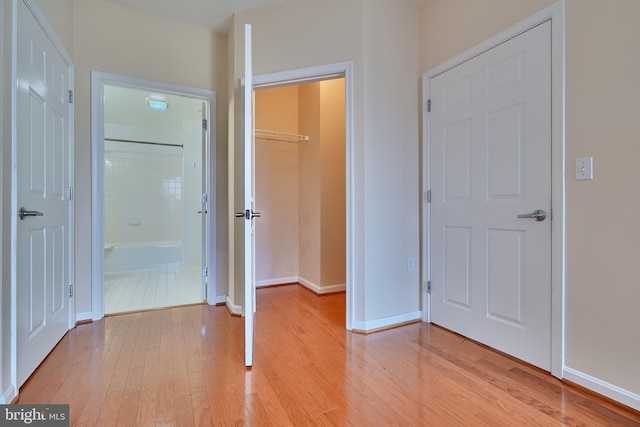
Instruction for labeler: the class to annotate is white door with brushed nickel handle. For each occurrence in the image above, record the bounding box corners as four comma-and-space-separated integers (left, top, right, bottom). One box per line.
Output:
16, 0, 74, 387
429, 21, 552, 370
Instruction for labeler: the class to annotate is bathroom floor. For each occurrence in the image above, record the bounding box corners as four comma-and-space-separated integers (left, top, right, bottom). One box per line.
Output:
104, 264, 203, 314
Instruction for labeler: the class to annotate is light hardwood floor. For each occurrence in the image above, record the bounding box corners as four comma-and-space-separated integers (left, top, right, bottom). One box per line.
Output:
18, 285, 640, 426
104, 265, 202, 314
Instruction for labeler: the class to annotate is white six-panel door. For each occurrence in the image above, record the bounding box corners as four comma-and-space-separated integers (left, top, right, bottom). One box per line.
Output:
429, 21, 552, 370
16, 0, 72, 386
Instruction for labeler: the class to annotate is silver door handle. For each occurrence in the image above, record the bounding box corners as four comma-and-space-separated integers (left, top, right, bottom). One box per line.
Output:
517, 209, 546, 222
18, 207, 44, 220
235, 209, 262, 220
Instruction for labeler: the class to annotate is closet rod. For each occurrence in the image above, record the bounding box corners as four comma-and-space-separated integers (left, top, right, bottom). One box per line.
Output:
105, 138, 183, 148
254, 129, 309, 143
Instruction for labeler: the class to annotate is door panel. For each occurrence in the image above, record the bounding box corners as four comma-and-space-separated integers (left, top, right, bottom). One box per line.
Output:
201, 101, 208, 301
241, 23, 255, 367
17, 0, 72, 386
430, 21, 551, 370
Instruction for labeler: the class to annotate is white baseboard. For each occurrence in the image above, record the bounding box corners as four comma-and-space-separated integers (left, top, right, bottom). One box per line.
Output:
76, 312, 93, 323
256, 277, 299, 288
298, 277, 345, 294
563, 366, 640, 411
1, 385, 17, 404
226, 296, 242, 316
352, 311, 422, 332
256, 276, 346, 295
214, 295, 226, 305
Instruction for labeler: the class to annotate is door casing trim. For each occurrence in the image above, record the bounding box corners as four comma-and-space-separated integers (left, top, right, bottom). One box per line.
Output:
90, 72, 216, 320
421, 1, 565, 378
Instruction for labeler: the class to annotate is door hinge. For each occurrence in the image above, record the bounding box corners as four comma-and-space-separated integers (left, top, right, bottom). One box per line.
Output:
427, 280, 431, 294
202, 119, 208, 131
202, 193, 208, 203
202, 267, 208, 278
427, 99, 431, 112
427, 190, 431, 203
68, 186, 73, 201
68, 90, 73, 104
69, 284, 73, 298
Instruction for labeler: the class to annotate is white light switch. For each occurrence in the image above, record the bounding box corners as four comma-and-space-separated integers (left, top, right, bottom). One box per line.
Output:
575, 157, 593, 180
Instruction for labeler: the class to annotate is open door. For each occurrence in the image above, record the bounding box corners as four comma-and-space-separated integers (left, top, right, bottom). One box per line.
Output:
236, 24, 259, 367
201, 101, 208, 301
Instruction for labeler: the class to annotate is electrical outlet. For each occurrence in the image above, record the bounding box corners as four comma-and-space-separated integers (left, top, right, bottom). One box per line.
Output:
575, 157, 593, 180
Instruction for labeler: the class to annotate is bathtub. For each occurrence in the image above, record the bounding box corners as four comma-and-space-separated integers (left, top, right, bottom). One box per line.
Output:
104, 242, 183, 272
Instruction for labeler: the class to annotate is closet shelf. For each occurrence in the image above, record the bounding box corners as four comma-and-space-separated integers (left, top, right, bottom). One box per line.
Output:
254, 129, 309, 143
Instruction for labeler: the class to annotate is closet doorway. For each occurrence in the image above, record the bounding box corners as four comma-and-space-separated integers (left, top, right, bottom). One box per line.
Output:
91, 72, 216, 318
254, 78, 346, 302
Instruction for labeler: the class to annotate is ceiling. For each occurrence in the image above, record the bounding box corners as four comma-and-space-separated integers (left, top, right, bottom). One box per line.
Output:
104, 84, 203, 134
103, 0, 287, 33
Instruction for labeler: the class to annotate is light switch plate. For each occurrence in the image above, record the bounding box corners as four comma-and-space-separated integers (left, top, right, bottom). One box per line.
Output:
575, 157, 593, 180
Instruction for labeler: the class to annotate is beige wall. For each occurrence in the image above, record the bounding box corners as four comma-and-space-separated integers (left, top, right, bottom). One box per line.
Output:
564, 0, 640, 395
298, 83, 322, 285
34, 0, 74, 56
319, 79, 346, 287
255, 85, 300, 283
362, 0, 420, 320
73, 0, 228, 315
420, 0, 640, 399
298, 80, 346, 289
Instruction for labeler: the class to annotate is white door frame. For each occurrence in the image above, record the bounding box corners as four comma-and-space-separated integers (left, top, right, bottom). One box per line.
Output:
90, 72, 216, 320
253, 62, 355, 330
6, 0, 75, 402
422, 1, 565, 378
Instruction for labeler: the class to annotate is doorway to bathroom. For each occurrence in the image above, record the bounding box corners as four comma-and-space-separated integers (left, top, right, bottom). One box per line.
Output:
91, 72, 216, 317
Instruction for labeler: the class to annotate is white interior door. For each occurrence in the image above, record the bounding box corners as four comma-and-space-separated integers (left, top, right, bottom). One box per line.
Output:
241, 24, 257, 367
16, 0, 72, 386
201, 101, 208, 301
429, 21, 552, 370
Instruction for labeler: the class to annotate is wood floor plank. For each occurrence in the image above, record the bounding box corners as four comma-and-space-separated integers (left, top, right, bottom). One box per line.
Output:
18, 285, 640, 426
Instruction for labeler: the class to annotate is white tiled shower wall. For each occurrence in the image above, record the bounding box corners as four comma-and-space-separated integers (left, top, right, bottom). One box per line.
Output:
104, 142, 184, 246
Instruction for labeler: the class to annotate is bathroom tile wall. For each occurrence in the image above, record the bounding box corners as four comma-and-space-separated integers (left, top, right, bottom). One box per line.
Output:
104, 142, 184, 245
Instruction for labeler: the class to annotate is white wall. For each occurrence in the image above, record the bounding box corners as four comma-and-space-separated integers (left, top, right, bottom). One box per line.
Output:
420, 0, 640, 407
231, 0, 421, 327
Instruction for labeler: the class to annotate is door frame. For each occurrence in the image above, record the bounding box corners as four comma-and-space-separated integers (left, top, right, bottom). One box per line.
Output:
90, 72, 216, 320
253, 62, 355, 330
421, 1, 565, 378
6, 0, 75, 402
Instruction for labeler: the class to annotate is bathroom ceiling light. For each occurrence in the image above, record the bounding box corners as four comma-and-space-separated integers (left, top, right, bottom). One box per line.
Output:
146, 97, 169, 110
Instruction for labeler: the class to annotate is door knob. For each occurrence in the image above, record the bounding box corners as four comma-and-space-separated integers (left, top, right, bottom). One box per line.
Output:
18, 207, 44, 220
235, 209, 262, 220
517, 209, 547, 222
